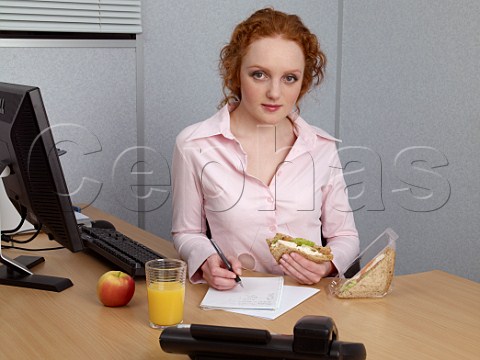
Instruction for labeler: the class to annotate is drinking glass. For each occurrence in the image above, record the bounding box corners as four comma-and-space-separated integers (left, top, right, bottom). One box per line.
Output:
145, 259, 187, 329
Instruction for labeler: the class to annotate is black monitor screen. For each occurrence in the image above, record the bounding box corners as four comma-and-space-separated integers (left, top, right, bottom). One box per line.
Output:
0, 82, 84, 291
0, 82, 84, 251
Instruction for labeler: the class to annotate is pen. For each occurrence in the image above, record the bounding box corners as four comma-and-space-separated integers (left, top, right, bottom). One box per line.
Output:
208, 238, 243, 287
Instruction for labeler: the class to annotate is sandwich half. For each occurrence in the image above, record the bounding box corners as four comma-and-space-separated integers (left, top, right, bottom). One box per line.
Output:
336, 247, 396, 298
267, 233, 333, 264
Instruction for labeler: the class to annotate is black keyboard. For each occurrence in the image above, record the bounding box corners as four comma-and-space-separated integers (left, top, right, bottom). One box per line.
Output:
80, 226, 165, 277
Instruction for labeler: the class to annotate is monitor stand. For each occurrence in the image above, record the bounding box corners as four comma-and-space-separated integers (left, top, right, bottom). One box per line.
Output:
0, 165, 73, 292
0, 254, 73, 291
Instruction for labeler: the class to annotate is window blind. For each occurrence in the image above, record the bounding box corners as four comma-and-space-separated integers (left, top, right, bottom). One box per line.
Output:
0, 0, 142, 34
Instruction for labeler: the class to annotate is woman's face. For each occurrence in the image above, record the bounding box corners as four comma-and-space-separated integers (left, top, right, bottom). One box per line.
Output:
236, 36, 305, 125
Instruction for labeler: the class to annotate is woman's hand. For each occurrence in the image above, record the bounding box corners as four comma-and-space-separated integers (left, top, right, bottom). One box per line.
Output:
200, 253, 243, 290
279, 252, 333, 285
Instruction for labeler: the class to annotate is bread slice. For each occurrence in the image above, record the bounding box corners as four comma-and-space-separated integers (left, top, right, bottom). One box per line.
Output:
267, 233, 333, 264
336, 247, 395, 298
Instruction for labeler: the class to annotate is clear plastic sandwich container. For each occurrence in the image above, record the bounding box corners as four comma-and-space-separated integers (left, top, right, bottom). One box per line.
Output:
329, 228, 398, 299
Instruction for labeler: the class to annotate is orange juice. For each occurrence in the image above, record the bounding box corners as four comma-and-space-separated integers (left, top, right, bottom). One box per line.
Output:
147, 281, 185, 327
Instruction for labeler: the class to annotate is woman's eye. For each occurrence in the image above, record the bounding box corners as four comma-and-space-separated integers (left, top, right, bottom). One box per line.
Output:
284, 75, 298, 83
251, 71, 266, 80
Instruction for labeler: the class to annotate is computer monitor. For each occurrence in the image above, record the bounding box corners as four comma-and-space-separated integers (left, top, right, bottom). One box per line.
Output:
0, 82, 84, 291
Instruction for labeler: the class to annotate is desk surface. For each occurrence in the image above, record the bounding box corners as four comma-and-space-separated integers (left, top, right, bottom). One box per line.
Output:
1, 207, 479, 359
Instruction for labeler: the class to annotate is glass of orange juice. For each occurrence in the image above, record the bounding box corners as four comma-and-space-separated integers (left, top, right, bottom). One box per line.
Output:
145, 259, 187, 329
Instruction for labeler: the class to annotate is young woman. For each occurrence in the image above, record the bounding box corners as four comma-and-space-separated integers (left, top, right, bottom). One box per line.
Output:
172, 8, 359, 290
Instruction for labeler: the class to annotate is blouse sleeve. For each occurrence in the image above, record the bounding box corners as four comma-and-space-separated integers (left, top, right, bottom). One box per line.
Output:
320, 147, 360, 275
171, 138, 216, 283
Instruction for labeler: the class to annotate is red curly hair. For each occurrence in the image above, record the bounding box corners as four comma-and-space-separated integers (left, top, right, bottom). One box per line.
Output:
219, 8, 327, 109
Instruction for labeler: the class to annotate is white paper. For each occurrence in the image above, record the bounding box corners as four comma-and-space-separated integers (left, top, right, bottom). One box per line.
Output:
218, 286, 319, 320
200, 277, 284, 310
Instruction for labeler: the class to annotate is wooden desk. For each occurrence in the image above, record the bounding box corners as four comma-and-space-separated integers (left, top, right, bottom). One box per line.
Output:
1, 207, 479, 359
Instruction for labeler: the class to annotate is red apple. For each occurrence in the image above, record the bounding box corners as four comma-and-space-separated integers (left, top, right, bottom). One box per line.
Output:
97, 271, 135, 307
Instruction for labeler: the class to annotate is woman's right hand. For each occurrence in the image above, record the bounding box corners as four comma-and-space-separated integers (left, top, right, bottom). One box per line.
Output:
200, 253, 242, 290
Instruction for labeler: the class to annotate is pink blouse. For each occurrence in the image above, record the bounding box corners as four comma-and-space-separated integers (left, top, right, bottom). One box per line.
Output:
172, 105, 359, 282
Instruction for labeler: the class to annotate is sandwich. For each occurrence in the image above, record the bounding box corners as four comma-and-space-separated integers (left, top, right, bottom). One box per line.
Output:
335, 247, 396, 298
267, 233, 333, 264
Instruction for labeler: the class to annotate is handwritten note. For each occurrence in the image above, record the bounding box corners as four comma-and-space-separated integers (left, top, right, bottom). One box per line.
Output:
200, 277, 284, 310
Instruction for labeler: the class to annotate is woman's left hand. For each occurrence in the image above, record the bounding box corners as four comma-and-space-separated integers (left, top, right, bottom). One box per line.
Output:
279, 252, 333, 285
